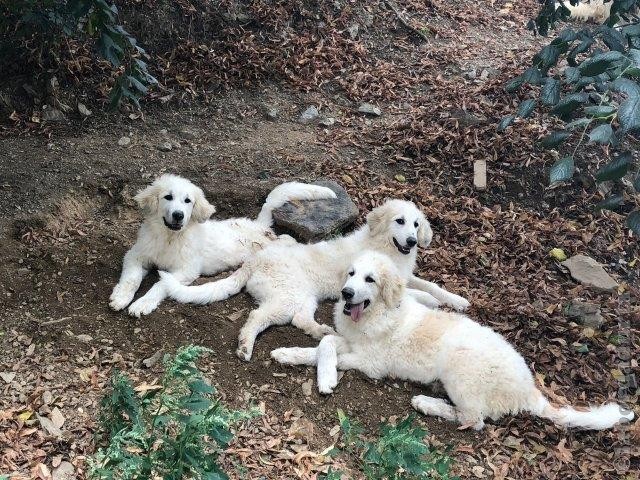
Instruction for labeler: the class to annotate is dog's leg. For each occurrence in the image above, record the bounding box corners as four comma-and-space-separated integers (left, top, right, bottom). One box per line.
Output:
237, 304, 291, 361
271, 347, 318, 366
411, 395, 485, 430
291, 300, 335, 339
110, 250, 148, 311
407, 288, 441, 309
128, 270, 196, 318
317, 335, 350, 394
408, 276, 470, 311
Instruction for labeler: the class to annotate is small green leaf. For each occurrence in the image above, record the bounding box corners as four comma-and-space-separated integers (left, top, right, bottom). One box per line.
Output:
517, 99, 537, 118
610, 77, 640, 97
633, 174, 640, 192
578, 51, 627, 76
595, 153, 632, 182
551, 93, 588, 119
618, 96, 640, 133
540, 131, 571, 148
505, 76, 524, 93
522, 67, 544, 85
595, 194, 624, 211
627, 210, 640, 235
588, 124, 613, 144
541, 78, 561, 105
566, 118, 592, 130
498, 114, 516, 131
584, 105, 617, 118
549, 157, 575, 184
564, 67, 581, 83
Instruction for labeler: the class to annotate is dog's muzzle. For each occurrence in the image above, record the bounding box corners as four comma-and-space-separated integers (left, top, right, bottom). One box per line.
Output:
393, 237, 413, 255
163, 217, 183, 231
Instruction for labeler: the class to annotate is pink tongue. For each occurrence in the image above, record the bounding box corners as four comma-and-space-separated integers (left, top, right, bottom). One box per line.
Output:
350, 302, 364, 322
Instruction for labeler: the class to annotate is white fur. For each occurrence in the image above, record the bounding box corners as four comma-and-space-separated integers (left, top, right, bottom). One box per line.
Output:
556, 0, 612, 23
273, 251, 634, 431
161, 199, 470, 360
109, 174, 336, 316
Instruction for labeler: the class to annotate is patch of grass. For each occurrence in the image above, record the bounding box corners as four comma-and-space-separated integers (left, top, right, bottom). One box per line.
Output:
321, 409, 458, 479
89, 345, 259, 480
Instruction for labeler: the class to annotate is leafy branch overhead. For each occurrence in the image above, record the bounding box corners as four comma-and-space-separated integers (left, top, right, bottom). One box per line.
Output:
3, 0, 157, 108
501, 0, 640, 235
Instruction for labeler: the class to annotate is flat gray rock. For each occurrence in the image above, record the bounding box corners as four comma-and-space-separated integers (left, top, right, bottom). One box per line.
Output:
561, 254, 619, 292
272, 180, 358, 241
565, 300, 604, 329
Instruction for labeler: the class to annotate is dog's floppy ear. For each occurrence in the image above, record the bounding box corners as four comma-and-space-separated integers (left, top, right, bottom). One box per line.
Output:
191, 187, 216, 223
366, 202, 390, 238
134, 183, 161, 215
380, 265, 405, 307
417, 214, 433, 248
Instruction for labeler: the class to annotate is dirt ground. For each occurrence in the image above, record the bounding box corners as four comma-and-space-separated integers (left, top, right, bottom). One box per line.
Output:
1, 0, 639, 479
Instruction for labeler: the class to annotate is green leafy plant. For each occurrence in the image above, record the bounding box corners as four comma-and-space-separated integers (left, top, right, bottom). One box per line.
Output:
501, 0, 640, 234
89, 345, 259, 480
321, 409, 457, 480
1, 0, 156, 108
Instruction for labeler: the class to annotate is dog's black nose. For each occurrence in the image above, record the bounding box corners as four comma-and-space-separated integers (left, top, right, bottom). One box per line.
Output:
406, 237, 417, 247
341, 287, 354, 301
172, 211, 184, 222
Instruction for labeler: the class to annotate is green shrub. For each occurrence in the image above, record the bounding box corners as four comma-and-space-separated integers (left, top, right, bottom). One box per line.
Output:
89, 345, 259, 480
322, 409, 457, 480
502, 0, 640, 234
0, 0, 156, 108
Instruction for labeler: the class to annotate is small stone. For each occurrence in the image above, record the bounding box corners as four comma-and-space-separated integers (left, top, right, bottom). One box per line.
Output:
179, 128, 198, 140
76, 334, 92, 343
52, 461, 74, 480
319, 117, 336, 127
358, 103, 382, 116
142, 349, 164, 368
299, 106, 320, 124
347, 24, 359, 39
566, 300, 605, 329
474, 160, 487, 190
42, 106, 66, 123
561, 255, 619, 292
50, 407, 65, 429
264, 107, 279, 120
77, 103, 92, 117
157, 141, 173, 152
301, 378, 313, 396
394, 174, 406, 183
38, 414, 62, 438
272, 180, 359, 242
0, 372, 15, 383
42, 390, 53, 405
118, 136, 131, 147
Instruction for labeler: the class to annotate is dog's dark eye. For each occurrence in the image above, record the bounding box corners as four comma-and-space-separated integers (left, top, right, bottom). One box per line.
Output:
414, 221, 419, 228
184, 198, 191, 203
396, 218, 405, 225
348, 270, 355, 276
365, 276, 375, 283
164, 194, 173, 201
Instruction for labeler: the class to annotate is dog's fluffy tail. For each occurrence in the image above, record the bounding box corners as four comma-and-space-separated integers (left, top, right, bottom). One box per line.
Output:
158, 267, 250, 305
531, 390, 634, 430
255, 182, 336, 228
556, 0, 611, 23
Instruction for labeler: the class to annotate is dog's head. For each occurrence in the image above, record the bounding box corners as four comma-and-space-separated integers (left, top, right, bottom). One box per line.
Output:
134, 174, 216, 231
340, 251, 405, 323
366, 199, 433, 255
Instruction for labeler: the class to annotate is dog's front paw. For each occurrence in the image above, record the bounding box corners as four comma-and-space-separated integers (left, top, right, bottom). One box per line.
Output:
318, 377, 337, 395
447, 294, 470, 312
311, 324, 336, 340
109, 287, 134, 311
236, 342, 253, 362
270, 347, 293, 364
128, 297, 158, 317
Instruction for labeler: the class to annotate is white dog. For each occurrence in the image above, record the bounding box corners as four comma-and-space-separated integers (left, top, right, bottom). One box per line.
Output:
556, 0, 613, 22
109, 174, 336, 317
272, 251, 634, 431
160, 199, 470, 360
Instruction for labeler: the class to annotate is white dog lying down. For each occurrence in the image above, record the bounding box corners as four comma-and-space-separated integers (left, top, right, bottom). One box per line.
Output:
556, 0, 613, 23
160, 199, 470, 361
109, 174, 336, 317
272, 251, 634, 431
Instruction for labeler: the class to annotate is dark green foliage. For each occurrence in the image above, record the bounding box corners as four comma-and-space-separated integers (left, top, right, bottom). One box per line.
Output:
1, 0, 156, 108
326, 409, 457, 480
89, 346, 258, 480
502, 0, 640, 233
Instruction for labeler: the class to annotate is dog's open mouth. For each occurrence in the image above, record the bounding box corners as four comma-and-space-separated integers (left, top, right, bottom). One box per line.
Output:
343, 300, 370, 322
163, 218, 183, 231
393, 237, 411, 255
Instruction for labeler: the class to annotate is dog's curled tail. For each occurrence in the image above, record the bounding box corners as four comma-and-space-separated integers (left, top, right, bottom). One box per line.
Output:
531, 390, 634, 430
158, 267, 250, 305
256, 182, 337, 227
